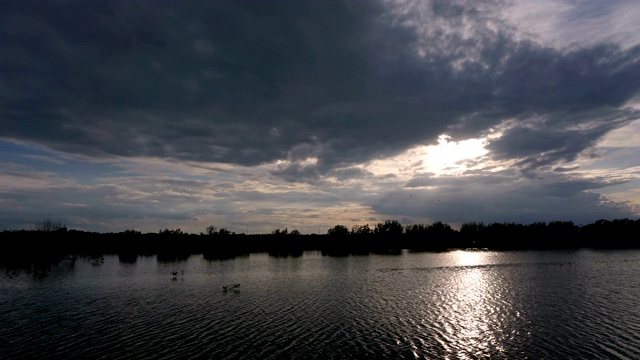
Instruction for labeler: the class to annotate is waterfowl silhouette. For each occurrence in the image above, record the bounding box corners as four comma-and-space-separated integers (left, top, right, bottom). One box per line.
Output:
223, 284, 241, 293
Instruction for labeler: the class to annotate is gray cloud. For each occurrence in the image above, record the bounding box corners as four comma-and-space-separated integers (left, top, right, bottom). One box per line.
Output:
0, 156, 374, 232
376, 171, 636, 225
485, 108, 640, 174
1, 0, 639, 185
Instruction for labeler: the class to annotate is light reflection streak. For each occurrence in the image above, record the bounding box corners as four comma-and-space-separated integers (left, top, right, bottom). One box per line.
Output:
442, 251, 510, 358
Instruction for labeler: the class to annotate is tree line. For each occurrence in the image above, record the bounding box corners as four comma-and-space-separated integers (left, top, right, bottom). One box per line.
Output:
1, 218, 639, 264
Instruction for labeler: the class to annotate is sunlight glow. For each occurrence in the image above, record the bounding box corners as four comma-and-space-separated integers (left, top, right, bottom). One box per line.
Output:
452, 250, 485, 267
423, 135, 488, 174
366, 134, 489, 178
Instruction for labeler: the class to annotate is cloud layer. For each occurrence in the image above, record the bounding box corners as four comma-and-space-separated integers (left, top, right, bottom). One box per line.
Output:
1, 0, 639, 232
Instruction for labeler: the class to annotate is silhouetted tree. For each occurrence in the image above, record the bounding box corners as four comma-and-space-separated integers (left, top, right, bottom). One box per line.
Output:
405, 224, 427, 237
545, 221, 579, 248
427, 221, 454, 236
351, 224, 372, 236
272, 228, 288, 236
327, 225, 349, 237
34, 218, 65, 232
205, 225, 217, 236
159, 228, 183, 235
459, 222, 485, 247
375, 220, 403, 237
218, 228, 233, 236
460, 222, 483, 236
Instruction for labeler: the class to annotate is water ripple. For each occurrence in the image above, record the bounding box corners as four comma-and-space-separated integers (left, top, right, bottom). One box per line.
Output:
2, 251, 640, 359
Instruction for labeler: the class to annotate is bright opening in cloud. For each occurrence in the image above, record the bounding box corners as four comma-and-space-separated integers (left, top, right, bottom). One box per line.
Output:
366, 134, 489, 181
423, 135, 489, 175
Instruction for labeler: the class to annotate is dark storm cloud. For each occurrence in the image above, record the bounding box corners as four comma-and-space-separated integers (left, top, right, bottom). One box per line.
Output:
485, 107, 640, 173
272, 160, 373, 183
2, 0, 640, 176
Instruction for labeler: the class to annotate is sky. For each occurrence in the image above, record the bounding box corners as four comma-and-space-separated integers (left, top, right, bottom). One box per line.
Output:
2, 0, 640, 234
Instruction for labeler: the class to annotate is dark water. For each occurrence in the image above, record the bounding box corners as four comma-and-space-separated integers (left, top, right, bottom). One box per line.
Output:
2, 250, 640, 359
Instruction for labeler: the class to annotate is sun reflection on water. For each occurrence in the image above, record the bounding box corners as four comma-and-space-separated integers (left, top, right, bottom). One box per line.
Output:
451, 250, 486, 267
438, 251, 512, 358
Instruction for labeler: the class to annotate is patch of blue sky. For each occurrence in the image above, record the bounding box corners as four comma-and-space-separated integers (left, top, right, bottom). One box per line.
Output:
0, 139, 120, 185
583, 147, 640, 170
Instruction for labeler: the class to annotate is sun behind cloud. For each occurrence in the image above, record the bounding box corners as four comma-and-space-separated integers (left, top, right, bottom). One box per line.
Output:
367, 134, 489, 179
423, 135, 489, 175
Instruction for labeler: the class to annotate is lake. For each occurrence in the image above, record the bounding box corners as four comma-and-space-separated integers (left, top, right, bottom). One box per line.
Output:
2, 249, 639, 359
